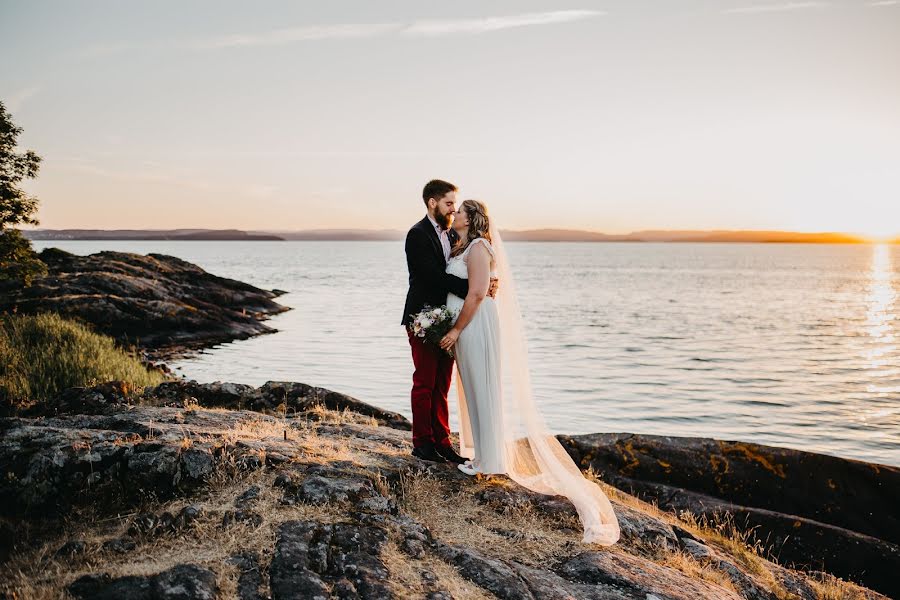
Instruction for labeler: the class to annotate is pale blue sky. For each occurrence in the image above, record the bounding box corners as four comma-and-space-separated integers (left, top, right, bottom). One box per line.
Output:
2, 1, 899, 235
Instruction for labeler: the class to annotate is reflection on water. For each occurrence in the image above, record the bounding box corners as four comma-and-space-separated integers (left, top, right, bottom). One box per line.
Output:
864, 245, 896, 369
859, 244, 899, 424
32, 240, 900, 466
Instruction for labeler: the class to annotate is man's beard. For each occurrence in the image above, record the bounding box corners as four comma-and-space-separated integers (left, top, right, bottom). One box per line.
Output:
434, 209, 453, 230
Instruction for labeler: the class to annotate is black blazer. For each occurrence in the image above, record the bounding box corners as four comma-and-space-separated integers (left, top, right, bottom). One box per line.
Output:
401, 216, 469, 327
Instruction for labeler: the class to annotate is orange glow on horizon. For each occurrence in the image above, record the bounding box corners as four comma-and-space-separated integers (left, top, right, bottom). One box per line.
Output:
857, 230, 900, 244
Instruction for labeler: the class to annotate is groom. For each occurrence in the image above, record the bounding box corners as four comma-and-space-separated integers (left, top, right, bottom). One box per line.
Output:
402, 179, 495, 464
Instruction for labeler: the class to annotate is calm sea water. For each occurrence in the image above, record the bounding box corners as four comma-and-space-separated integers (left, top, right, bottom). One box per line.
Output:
32, 240, 900, 467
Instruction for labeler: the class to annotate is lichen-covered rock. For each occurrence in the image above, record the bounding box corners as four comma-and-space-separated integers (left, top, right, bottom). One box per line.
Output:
145, 379, 412, 430
227, 552, 266, 600
615, 504, 680, 549
68, 564, 218, 600
234, 484, 261, 508
55, 540, 87, 557
435, 543, 638, 600
178, 447, 216, 484
269, 521, 329, 600
222, 508, 263, 528
270, 520, 393, 600
434, 543, 534, 599
0, 407, 269, 521
559, 433, 900, 544
101, 537, 137, 554
559, 432, 900, 596
558, 551, 741, 599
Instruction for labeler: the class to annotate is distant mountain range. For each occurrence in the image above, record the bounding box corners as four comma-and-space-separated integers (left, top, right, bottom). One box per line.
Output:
22, 228, 887, 243
21, 228, 284, 241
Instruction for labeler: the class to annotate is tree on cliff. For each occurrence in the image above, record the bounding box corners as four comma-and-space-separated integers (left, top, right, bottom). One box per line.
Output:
0, 100, 46, 286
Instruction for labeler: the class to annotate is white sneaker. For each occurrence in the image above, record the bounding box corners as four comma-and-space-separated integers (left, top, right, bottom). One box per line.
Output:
457, 460, 480, 476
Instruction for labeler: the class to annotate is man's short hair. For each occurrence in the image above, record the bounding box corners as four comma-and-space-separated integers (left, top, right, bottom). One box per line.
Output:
422, 179, 457, 205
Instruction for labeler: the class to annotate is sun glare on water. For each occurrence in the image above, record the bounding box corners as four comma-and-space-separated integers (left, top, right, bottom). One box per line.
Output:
862, 244, 898, 394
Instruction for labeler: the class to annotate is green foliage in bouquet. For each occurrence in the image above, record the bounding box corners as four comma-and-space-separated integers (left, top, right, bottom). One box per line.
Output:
408, 305, 457, 355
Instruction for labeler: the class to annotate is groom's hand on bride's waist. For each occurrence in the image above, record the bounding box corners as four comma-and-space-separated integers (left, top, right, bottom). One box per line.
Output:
488, 277, 499, 299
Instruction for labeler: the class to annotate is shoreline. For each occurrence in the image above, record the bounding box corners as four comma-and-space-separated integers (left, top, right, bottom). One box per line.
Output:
1, 378, 896, 598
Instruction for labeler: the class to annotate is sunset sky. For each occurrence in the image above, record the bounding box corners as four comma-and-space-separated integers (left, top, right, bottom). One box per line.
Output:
2, 1, 899, 237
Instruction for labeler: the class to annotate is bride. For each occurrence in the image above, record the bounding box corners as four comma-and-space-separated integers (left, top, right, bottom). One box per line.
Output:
438, 199, 620, 546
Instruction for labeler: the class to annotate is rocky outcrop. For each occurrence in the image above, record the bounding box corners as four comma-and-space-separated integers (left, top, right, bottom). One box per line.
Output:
0, 248, 290, 360
559, 432, 900, 597
68, 563, 219, 599
0, 380, 886, 600
1, 380, 410, 523
148, 379, 412, 430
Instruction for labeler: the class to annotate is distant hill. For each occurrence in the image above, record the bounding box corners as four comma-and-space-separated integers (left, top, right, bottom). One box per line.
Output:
23, 229, 284, 241
22, 228, 878, 243
630, 230, 868, 244
496, 229, 634, 242
260, 229, 404, 241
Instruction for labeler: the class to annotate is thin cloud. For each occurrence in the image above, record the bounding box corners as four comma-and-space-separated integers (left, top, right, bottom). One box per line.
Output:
74, 10, 604, 57
194, 23, 401, 49
723, 2, 827, 14
868, 0, 899, 5
404, 10, 604, 36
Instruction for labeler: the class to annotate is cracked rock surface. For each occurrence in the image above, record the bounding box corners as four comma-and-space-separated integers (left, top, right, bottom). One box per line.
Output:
0, 380, 889, 600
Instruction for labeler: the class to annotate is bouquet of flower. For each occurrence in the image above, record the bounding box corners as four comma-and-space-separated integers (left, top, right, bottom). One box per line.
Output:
409, 305, 457, 356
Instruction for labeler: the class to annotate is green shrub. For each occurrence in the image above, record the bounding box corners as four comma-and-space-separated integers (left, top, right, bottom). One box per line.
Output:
0, 312, 169, 406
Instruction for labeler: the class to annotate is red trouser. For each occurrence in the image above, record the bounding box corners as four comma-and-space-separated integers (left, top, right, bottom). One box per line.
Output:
407, 328, 454, 449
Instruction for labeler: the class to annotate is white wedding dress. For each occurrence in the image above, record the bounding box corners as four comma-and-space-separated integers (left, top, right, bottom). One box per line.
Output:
446, 230, 620, 546
446, 238, 506, 474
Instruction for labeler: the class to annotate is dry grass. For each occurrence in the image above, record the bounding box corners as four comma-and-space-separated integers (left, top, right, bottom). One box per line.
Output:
582, 467, 810, 600
307, 403, 379, 427
163, 409, 362, 466
220, 412, 295, 443
214, 560, 241, 600
292, 422, 361, 463
394, 468, 753, 597
584, 466, 776, 571
381, 540, 494, 600
219, 408, 383, 465
676, 511, 774, 575
657, 548, 740, 594
809, 576, 878, 600
397, 469, 584, 568
658, 511, 889, 600
0, 467, 338, 599
584, 466, 671, 522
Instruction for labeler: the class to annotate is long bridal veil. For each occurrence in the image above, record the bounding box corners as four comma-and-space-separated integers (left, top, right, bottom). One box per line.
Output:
456, 222, 620, 545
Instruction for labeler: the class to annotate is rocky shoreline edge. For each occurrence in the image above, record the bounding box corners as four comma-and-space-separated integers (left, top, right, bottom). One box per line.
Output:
0, 247, 291, 369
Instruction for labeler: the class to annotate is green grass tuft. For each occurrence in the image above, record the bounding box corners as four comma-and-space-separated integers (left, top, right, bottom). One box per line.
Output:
0, 311, 168, 407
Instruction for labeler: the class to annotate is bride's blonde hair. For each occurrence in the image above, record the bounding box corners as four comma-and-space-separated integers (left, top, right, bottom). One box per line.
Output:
451, 199, 491, 257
